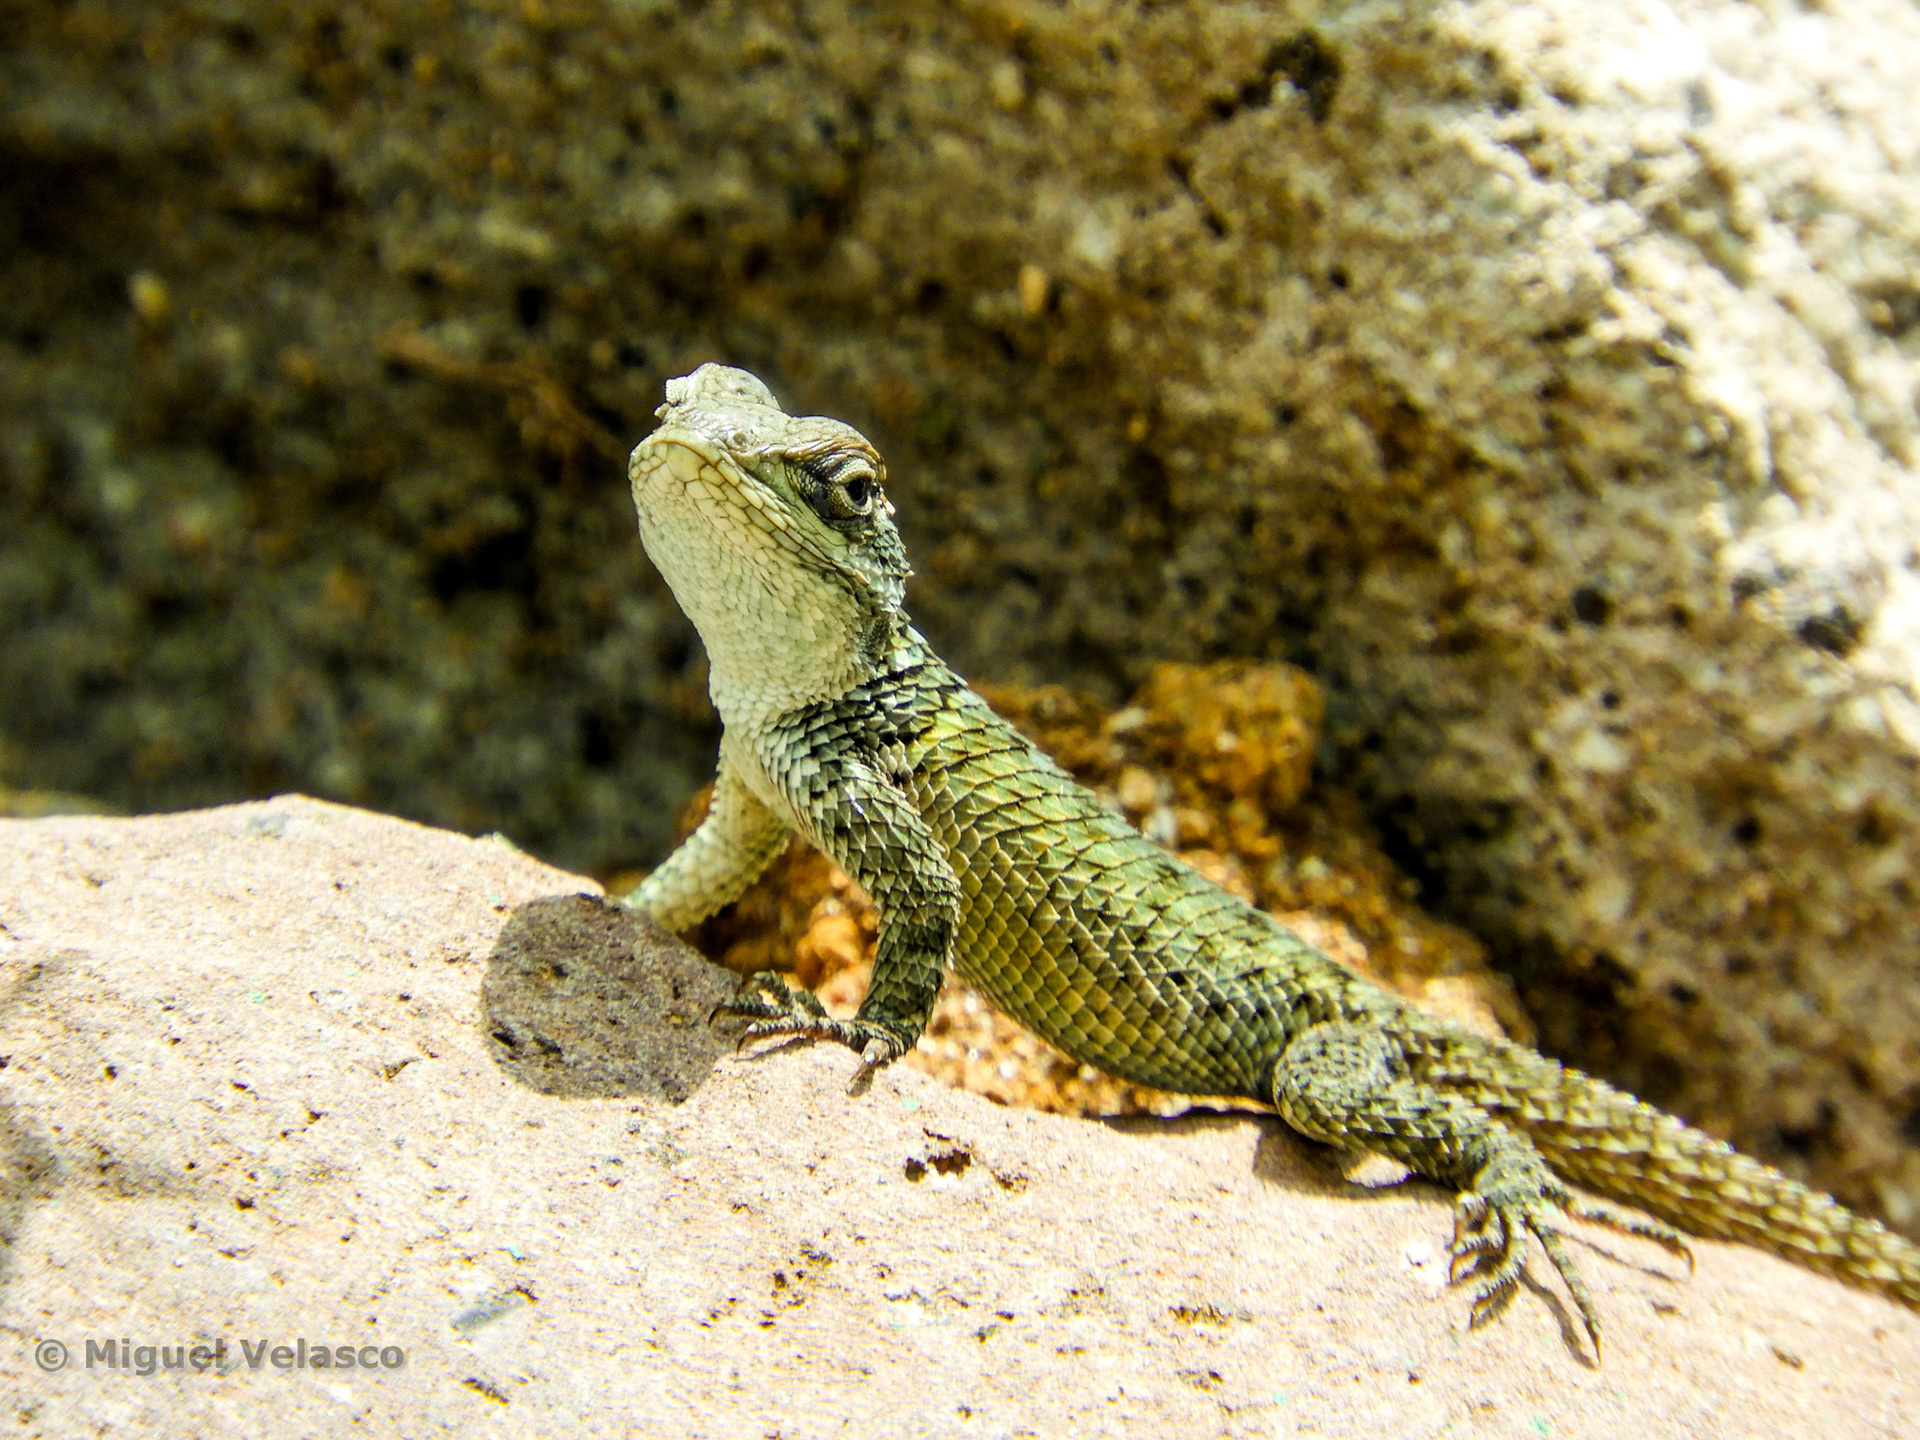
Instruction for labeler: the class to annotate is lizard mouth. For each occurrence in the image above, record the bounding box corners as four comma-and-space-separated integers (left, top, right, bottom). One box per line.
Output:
632, 427, 861, 588
628, 393, 907, 624
633, 428, 788, 524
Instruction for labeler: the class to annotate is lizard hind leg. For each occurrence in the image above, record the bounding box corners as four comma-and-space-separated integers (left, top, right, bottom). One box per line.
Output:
1271, 1020, 1606, 1355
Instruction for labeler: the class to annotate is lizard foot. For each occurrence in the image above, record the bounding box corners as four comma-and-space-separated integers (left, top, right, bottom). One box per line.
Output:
710, 971, 910, 1091
1448, 1164, 1695, 1360
1449, 1156, 1603, 1357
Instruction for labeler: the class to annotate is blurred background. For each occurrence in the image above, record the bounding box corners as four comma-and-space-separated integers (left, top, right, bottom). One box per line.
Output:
6, 0, 1348, 877
6, 0, 1920, 1236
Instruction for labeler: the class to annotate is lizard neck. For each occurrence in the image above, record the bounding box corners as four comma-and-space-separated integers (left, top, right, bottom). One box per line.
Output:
701, 613, 869, 734
635, 507, 900, 732
722, 621, 941, 735
699, 595, 920, 735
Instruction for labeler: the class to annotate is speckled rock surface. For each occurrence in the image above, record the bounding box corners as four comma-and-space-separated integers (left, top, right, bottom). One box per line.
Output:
4, 0, 1920, 1237
1, 798, 1917, 1437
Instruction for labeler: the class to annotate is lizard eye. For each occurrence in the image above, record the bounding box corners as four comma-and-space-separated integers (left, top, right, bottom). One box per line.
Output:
795, 452, 882, 523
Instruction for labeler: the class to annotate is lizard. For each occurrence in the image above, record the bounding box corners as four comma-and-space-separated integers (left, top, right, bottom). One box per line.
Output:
617, 362, 1920, 1355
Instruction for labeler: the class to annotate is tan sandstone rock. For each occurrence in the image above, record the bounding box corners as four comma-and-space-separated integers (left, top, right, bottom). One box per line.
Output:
0, 798, 1914, 1436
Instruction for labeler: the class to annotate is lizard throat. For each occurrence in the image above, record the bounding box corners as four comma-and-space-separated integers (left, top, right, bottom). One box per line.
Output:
631, 439, 888, 725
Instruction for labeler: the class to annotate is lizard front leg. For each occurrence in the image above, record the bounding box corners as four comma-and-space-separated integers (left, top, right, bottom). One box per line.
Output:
717, 742, 961, 1088
618, 763, 790, 932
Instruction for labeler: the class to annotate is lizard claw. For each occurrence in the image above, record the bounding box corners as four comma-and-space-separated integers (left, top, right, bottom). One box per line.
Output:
1564, 1196, 1696, 1274
710, 970, 829, 1037
1450, 1159, 1603, 1358
710, 971, 909, 1090
846, 1036, 898, 1096
1448, 1166, 1700, 1360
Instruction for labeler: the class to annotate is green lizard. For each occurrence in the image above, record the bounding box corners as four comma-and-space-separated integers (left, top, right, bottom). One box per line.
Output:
618, 363, 1920, 1354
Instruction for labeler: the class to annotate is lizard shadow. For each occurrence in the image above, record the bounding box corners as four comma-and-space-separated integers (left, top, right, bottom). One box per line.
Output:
1105, 1108, 1667, 1365
1100, 1106, 1410, 1197
0, 948, 65, 1309
481, 893, 738, 1103
0, 945, 232, 1316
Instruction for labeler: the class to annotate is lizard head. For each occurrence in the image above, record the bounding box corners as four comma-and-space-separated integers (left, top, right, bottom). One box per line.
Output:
629, 364, 911, 717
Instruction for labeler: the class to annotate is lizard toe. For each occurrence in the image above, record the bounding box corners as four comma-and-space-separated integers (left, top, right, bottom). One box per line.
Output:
1565, 1196, 1695, 1273
711, 972, 912, 1084
1452, 1172, 1605, 1357
709, 971, 829, 1030
1447, 1191, 1507, 1281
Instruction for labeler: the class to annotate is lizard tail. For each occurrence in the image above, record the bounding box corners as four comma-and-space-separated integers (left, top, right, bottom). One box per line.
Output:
1415, 1033, 1920, 1309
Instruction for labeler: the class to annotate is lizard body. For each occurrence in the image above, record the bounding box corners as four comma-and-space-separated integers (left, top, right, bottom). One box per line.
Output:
621, 363, 1920, 1353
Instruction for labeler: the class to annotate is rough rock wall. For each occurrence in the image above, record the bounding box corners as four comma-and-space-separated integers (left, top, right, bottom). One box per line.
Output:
4, 0, 1920, 1231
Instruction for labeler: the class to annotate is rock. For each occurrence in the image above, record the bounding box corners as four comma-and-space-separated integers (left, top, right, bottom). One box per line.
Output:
4, 0, 1919, 1235
0, 798, 1915, 1435
485, 892, 734, 1104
